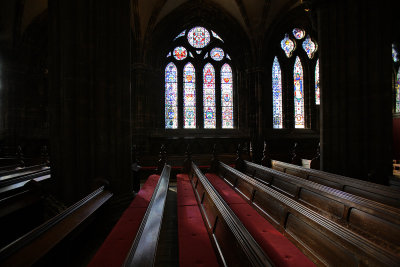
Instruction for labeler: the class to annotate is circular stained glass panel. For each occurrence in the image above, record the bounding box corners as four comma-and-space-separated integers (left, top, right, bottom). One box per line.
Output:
292, 28, 305, 39
173, 46, 187, 60
187, 27, 210, 48
210, 48, 225, 61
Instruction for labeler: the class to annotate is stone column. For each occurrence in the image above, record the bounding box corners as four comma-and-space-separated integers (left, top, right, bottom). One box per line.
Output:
316, 0, 393, 184
48, 0, 132, 203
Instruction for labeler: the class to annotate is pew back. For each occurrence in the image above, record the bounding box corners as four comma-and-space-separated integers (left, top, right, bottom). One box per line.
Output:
190, 162, 273, 267
271, 160, 400, 208
244, 160, 400, 255
217, 162, 400, 266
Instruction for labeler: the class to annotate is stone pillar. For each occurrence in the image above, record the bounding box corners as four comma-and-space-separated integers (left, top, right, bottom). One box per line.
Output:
247, 67, 266, 163
48, 0, 132, 203
317, 0, 393, 184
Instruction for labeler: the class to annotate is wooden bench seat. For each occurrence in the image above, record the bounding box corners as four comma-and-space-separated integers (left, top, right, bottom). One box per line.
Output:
0, 185, 112, 266
176, 173, 219, 267
189, 163, 273, 267
205, 172, 314, 267
216, 162, 400, 266
88, 165, 171, 267
271, 160, 400, 207
243, 160, 400, 255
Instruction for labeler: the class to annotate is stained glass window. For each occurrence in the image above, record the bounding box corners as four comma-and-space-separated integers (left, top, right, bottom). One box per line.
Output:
302, 35, 318, 59
164, 27, 234, 129
221, 64, 233, 128
212, 30, 224, 42
281, 34, 296, 58
184, 63, 196, 128
294, 57, 305, 128
203, 63, 216, 128
396, 67, 400, 113
210, 48, 224, 61
393, 44, 399, 62
187, 27, 210, 48
272, 57, 283, 129
173, 46, 187, 60
293, 28, 305, 40
315, 59, 320, 105
165, 63, 178, 129
174, 30, 186, 40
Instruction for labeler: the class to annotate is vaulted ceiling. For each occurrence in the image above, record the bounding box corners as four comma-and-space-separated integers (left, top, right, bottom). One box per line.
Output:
134, 0, 301, 42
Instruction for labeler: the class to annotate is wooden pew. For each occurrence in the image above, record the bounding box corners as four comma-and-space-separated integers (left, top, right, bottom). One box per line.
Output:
243, 160, 400, 256
0, 164, 49, 181
189, 162, 274, 267
0, 185, 112, 266
271, 160, 400, 207
215, 162, 400, 266
88, 165, 171, 267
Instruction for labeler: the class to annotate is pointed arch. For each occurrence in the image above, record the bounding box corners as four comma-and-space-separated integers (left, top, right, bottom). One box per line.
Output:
294, 56, 305, 128
272, 57, 283, 128
203, 63, 216, 128
165, 63, 178, 129
221, 63, 233, 128
184, 62, 196, 128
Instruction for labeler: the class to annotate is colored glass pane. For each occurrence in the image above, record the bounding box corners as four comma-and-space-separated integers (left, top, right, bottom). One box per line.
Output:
165, 63, 178, 129
221, 63, 233, 128
396, 67, 400, 113
294, 57, 305, 128
393, 44, 399, 62
166, 51, 171, 57
210, 48, 224, 61
281, 34, 296, 58
203, 63, 216, 128
315, 59, 320, 105
204, 52, 208, 59
184, 63, 196, 128
173, 46, 187, 60
174, 30, 186, 40
226, 54, 231, 60
272, 57, 283, 129
196, 50, 202, 54
293, 28, 305, 39
187, 27, 210, 48
189, 52, 194, 58
302, 35, 318, 59
211, 30, 224, 42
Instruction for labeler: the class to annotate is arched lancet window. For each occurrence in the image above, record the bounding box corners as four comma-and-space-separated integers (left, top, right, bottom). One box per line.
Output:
294, 56, 305, 128
184, 62, 196, 128
164, 26, 235, 129
165, 63, 178, 129
315, 59, 320, 105
272, 57, 283, 128
396, 67, 400, 113
221, 63, 233, 128
203, 63, 216, 128
272, 27, 318, 130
